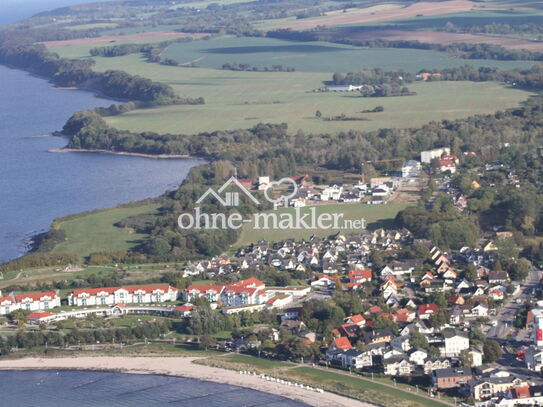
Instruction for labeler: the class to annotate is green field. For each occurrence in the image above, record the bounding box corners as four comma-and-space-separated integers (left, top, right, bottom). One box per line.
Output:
160, 36, 534, 72
348, 7, 543, 29
235, 202, 410, 247
47, 35, 535, 136
288, 367, 450, 407
52, 204, 159, 258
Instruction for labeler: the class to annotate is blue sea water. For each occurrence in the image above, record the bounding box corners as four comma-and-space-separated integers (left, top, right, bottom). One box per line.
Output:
0, 0, 99, 26
0, 65, 201, 262
0, 370, 308, 406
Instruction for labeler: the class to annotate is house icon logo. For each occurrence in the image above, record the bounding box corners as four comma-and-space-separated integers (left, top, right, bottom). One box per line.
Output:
196, 176, 261, 207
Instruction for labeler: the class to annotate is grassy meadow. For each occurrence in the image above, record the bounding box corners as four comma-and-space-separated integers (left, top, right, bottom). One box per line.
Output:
46, 35, 534, 135
52, 204, 159, 259
159, 36, 534, 72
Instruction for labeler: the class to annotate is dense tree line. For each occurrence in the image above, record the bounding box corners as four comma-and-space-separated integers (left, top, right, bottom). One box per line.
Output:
0, 39, 195, 106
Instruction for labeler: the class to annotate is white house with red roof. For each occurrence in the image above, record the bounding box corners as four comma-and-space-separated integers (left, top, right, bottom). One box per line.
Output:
184, 284, 225, 302
418, 304, 439, 319
184, 278, 268, 307
68, 285, 177, 307
27, 312, 56, 324
0, 296, 18, 315
348, 269, 372, 283
15, 291, 60, 312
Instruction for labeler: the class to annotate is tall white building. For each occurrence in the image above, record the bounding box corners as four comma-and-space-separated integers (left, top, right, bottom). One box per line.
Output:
420, 147, 451, 164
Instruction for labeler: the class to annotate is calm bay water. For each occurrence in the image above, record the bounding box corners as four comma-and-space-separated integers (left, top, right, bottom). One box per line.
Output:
0, 0, 99, 25
0, 370, 308, 406
0, 65, 201, 262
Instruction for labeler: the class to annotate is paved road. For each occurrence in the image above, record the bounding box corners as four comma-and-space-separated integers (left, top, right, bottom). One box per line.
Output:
486, 269, 542, 340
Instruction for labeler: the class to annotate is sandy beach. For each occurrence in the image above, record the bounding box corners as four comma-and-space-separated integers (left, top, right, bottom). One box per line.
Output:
0, 356, 373, 407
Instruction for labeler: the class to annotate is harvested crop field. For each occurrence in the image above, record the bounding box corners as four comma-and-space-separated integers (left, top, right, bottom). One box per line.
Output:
256, 0, 480, 30
40, 31, 208, 48
335, 29, 543, 51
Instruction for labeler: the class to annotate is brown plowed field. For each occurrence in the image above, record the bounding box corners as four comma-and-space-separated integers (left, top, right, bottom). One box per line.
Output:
267, 0, 478, 30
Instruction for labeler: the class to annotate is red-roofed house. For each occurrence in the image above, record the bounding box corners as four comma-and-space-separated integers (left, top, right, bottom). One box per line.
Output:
345, 314, 366, 327
346, 282, 363, 291
418, 304, 439, 319
0, 296, 17, 315
439, 159, 457, 174
339, 323, 361, 338
184, 278, 268, 306
15, 291, 60, 312
174, 304, 195, 317
368, 305, 383, 314
27, 312, 55, 323
348, 269, 372, 283
237, 179, 254, 190
311, 275, 335, 288
331, 336, 353, 351
68, 285, 177, 307
184, 285, 225, 302
393, 308, 416, 323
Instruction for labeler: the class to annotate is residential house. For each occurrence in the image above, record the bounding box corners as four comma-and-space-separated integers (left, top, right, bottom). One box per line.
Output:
15, 291, 61, 312
423, 358, 451, 375
383, 356, 414, 376
418, 304, 439, 320
341, 349, 373, 369
0, 296, 17, 315
408, 348, 428, 366
348, 269, 372, 283
443, 330, 470, 357
432, 368, 473, 389
525, 346, 543, 372
421, 147, 451, 164
401, 160, 421, 178
470, 376, 528, 401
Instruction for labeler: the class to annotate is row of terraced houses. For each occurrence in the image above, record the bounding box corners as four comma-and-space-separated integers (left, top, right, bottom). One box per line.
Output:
0, 285, 179, 315
0, 277, 272, 315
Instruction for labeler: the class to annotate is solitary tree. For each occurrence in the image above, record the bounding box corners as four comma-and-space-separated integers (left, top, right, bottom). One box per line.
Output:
483, 340, 503, 363
198, 334, 216, 351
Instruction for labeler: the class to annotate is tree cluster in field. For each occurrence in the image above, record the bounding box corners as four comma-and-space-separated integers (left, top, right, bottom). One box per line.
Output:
331, 69, 415, 97
183, 306, 277, 335
221, 62, 295, 72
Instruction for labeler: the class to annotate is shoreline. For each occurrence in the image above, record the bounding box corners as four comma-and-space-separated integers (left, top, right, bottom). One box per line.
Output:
48, 147, 199, 160
0, 356, 373, 407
